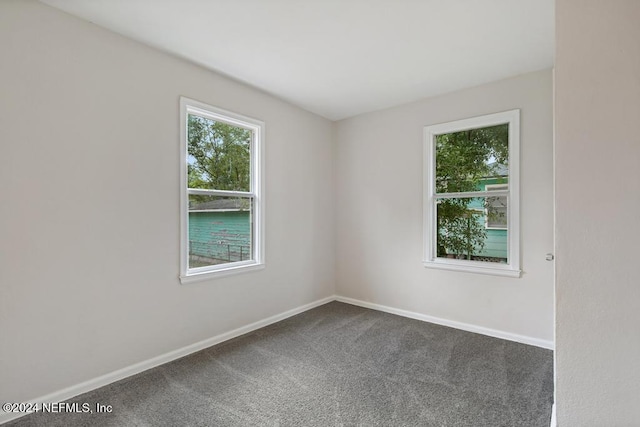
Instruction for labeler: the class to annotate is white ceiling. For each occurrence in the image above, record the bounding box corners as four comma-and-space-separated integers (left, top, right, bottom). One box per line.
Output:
40, 0, 554, 121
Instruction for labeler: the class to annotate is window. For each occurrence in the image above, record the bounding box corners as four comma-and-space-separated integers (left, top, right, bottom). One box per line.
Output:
423, 110, 520, 277
179, 97, 264, 283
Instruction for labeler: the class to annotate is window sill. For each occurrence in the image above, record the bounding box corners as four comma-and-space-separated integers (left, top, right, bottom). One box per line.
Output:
180, 262, 265, 284
423, 259, 521, 278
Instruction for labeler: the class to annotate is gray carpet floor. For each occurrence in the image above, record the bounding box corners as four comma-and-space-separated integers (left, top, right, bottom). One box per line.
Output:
8, 302, 553, 426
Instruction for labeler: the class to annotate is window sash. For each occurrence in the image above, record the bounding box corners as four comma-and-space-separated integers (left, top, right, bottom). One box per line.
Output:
188, 194, 254, 270
186, 111, 255, 194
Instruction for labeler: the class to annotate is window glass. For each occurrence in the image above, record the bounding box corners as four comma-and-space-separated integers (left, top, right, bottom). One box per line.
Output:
188, 115, 251, 192
485, 185, 508, 229
434, 124, 509, 263
436, 197, 508, 263
435, 124, 508, 193
188, 195, 253, 269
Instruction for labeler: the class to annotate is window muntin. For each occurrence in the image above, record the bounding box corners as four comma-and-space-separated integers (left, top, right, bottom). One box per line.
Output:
424, 110, 520, 277
180, 98, 264, 283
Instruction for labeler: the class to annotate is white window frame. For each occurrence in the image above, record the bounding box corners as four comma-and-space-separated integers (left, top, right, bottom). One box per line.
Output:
484, 184, 509, 230
423, 109, 520, 277
179, 97, 265, 284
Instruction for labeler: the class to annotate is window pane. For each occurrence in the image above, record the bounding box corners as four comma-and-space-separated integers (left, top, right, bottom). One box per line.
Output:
435, 124, 509, 194
436, 197, 508, 263
486, 194, 508, 229
187, 114, 252, 192
188, 195, 252, 269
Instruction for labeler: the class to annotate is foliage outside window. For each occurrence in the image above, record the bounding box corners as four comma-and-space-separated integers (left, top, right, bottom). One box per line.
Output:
180, 98, 264, 283
424, 110, 520, 277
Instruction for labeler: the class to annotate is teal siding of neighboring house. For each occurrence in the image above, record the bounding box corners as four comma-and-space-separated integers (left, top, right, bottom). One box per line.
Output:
478, 229, 508, 259
468, 177, 509, 261
189, 211, 251, 262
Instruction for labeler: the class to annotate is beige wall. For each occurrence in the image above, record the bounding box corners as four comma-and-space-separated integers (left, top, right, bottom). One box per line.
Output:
555, 0, 640, 425
0, 1, 334, 402
334, 70, 554, 344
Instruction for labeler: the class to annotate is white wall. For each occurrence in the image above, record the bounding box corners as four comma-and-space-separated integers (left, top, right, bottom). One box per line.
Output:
555, 1, 640, 425
0, 0, 334, 403
335, 70, 554, 344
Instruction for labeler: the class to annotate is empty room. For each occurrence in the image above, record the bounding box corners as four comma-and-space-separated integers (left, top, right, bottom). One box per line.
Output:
1, 1, 638, 426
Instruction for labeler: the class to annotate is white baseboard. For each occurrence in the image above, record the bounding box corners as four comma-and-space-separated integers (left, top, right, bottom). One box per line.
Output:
550, 403, 556, 427
0, 295, 335, 425
335, 296, 555, 350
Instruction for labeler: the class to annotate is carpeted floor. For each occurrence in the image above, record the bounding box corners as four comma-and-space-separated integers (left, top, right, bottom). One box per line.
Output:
8, 302, 553, 426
